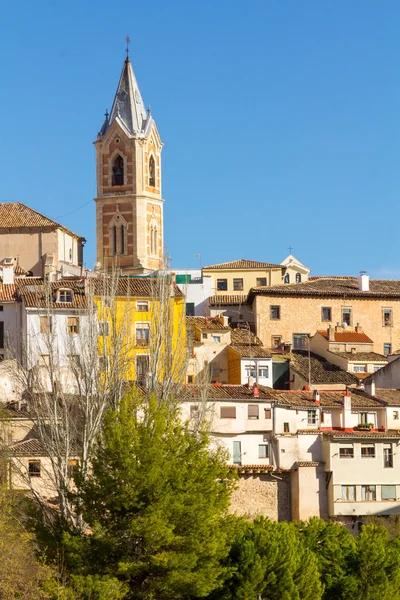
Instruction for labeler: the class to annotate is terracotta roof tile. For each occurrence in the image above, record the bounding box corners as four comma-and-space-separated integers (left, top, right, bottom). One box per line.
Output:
323, 430, 400, 439
317, 329, 374, 343
229, 345, 272, 358
230, 464, 274, 473
89, 277, 184, 299
183, 384, 276, 400
230, 329, 262, 345
0, 283, 18, 302
290, 352, 359, 385
203, 259, 282, 270
0, 202, 85, 240
274, 390, 383, 408
10, 438, 46, 455
186, 316, 230, 331
359, 388, 400, 406
18, 280, 87, 309
328, 351, 387, 362
295, 461, 324, 467
209, 294, 248, 306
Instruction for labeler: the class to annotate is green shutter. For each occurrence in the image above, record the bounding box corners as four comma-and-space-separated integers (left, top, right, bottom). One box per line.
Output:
233, 441, 241, 465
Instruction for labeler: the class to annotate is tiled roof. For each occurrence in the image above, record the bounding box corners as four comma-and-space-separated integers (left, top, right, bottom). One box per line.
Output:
203, 259, 282, 270
0, 202, 85, 240
183, 384, 276, 401
290, 352, 359, 385
229, 345, 272, 358
249, 277, 400, 300
328, 350, 387, 362
274, 390, 383, 409
209, 294, 248, 306
0, 283, 18, 302
357, 388, 400, 406
230, 329, 262, 346
295, 461, 324, 467
323, 430, 400, 439
317, 329, 373, 343
10, 438, 46, 455
89, 277, 184, 299
186, 317, 230, 331
231, 464, 274, 473
18, 280, 87, 309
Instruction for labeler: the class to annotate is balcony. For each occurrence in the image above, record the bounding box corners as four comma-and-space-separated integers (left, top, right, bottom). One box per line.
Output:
136, 338, 149, 348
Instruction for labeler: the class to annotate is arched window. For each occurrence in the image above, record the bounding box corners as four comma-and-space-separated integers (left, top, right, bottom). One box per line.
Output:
149, 155, 155, 187
150, 226, 158, 256
113, 226, 117, 255
112, 155, 124, 186
120, 225, 125, 254
153, 228, 157, 255
296, 273, 301, 283
284, 273, 290, 284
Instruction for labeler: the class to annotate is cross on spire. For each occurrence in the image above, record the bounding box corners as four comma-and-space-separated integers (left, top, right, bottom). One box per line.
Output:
288, 245, 293, 254
125, 35, 131, 58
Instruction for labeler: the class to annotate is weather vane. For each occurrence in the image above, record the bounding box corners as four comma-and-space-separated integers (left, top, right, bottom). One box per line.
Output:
125, 35, 131, 57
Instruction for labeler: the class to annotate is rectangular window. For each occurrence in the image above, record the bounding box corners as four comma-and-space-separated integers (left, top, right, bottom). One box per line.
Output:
361, 485, 376, 501
384, 343, 392, 356
217, 279, 227, 291
383, 309, 392, 327
232, 441, 241, 465
137, 301, 149, 312
361, 444, 375, 458
67, 317, 79, 334
382, 485, 396, 500
264, 408, 272, 419
212, 335, 221, 344
341, 485, 356, 501
339, 446, 354, 458
40, 316, 52, 334
59, 290, 73, 303
359, 413, 368, 424
233, 278, 244, 291
259, 366, 269, 378
0, 322, 4, 348
394, 411, 399, 420
98, 321, 110, 336
185, 302, 195, 317
136, 324, 150, 347
190, 405, 199, 418
187, 375, 194, 384
248, 404, 259, 419
270, 305, 280, 320
293, 334, 308, 350
353, 365, 367, 373
271, 336, 282, 349
283, 422, 290, 433
321, 307, 332, 322
221, 406, 236, 419
28, 460, 41, 478
384, 444, 393, 468
258, 444, 269, 459
0, 306, 3, 311
245, 365, 257, 378
307, 410, 317, 425
136, 355, 150, 383
342, 308, 352, 326
256, 278, 267, 287
202, 333, 207, 340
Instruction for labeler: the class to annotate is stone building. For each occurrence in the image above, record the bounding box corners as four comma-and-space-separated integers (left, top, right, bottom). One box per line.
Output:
95, 52, 164, 274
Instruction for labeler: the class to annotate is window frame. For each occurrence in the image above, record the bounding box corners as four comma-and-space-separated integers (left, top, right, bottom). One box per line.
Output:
307, 409, 317, 425
270, 305, 280, 320
136, 301, 149, 312
28, 460, 41, 478
258, 444, 269, 459
258, 366, 269, 378
233, 278, 244, 291
383, 308, 393, 327
361, 444, 376, 459
361, 485, 376, 501
248, 404, 259, 420
67, 316, 79, 335
321, 307, 332, 322
293, 333, 308, 350
384, 343, 392, 356
339, 446, 354, 459
58, 289, 73, 303
256, 277, 267, 287
341, 307, 352, 326
341, 485, 356, 501
220, 406, 236, 419
384, 444, 394, 468
211, 335, 221, 344
381, 485, 396, 500
135, 323, 150, 347
216, 279, 228, 291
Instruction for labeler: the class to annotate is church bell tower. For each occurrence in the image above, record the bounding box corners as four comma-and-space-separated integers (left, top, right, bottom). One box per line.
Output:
94, 50, 164, 273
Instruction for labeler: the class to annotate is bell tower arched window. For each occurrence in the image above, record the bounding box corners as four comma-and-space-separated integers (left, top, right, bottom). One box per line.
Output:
284, 273, 290, 284
296, 273, 301, 283
149, 155, 155, 187
150, 225, 158, 256
112, 155, 124, 186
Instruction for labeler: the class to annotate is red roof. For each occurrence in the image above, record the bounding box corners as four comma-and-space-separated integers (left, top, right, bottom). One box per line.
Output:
317, 330, 373, 343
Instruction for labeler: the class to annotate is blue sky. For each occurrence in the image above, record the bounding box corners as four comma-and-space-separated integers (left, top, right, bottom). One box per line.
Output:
0, 1, 399, 277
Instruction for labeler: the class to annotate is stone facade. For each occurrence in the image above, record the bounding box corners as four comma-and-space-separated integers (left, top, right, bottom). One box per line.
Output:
230, 473, 291, 521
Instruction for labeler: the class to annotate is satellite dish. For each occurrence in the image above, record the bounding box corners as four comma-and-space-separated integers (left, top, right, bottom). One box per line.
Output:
342, 322, 348, 329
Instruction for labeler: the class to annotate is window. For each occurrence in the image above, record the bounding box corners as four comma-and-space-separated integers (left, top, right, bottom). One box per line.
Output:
59, 289, 73, 303
136, 355, 150, 384
202, 333, 207, 340
270, 305, 280, 320
361, 444, 375, 458
40, 316, 52, 334
321, 307, 332, 322
394, 411, 399, 420
307, 410, 317, 425
212, 335, 221, 344
120, 225, 125, 254
353, 365, 367, 373
256, 278, 267, 287
185, 302, 195, 317
221, 406, 236, 419
341, 485, 355, 501
384, 444, 393, 468
137, 301, 149, 312
383, 309, 392, 327
217, 279, 227, 291
112, 154, 124, 186
0, 306, 3, 311
283, 422, 290, 433
67, 459, 78, 478
384, 343, 392, 356
245, 365, 257, 378
190, 405, 199, 418
284, 273, 290, 284
271, 336, 282, 349
248, 404, 259, 419
293, 334, 308, 350
264, 408, 272, 419
67, 317, 79, 334
233, 278, 243, 291
382, 485, 396, 500
99, 321, 110, 336
150, 226, 158, 256
339, 446, 354, 458
149, 155, 156, 186
232, 441, 241, 465
361, 485, 376, 501
136, 324, 150, 347
259, 366, 269, 378
187, 375, 194, 384
359, 413, 368, 424
28, 461, 41, 478
259, 444, 269, 458
295, 273, 301, 283
342, 308, 352, 326
113, 225, 117, 255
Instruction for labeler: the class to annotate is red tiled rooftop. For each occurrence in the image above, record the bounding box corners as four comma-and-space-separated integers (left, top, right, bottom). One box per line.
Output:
317, 329, 373, 343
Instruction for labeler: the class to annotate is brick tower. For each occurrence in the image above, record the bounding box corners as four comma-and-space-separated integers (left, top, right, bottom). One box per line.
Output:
94, 52, 164, 273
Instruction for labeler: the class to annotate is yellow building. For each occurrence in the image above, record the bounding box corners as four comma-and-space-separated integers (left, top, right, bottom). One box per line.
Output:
92, 277, 186, 383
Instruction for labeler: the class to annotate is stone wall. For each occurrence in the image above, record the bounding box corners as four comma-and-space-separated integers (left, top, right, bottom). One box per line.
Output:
230, 473, 291, 521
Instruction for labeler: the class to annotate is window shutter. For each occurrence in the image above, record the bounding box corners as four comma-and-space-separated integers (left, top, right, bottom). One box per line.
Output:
248, 404, 259, 418
221, 406, 236, 418
264, 408, 272, 419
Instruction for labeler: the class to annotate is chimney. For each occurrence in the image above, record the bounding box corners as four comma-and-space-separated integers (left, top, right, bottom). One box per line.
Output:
358, 271, 369, 292
365, 380, 376, 397
355, 323, 363, 333
343, 388, 352, 430
218, 314, 229, 327
328, 325, 335, 341
2, 264, 14, 285
351, 347, 357, 354
313, 389, 320, 406
252, 384, 260, 398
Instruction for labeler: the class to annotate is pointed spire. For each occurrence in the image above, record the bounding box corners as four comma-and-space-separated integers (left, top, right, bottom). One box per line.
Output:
102, 54, 148, 137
